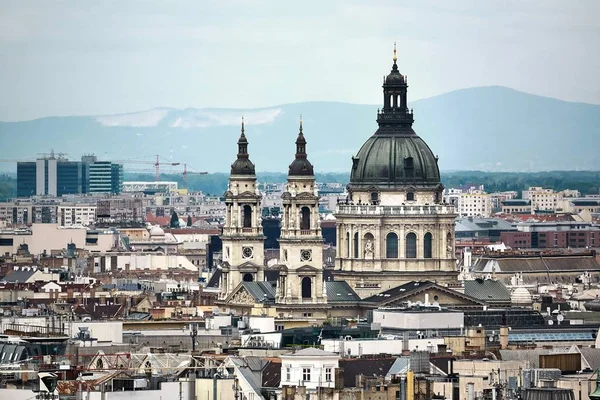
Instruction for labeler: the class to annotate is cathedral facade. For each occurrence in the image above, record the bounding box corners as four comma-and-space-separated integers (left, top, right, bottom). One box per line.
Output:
332, 47, 457, 297
216, 48, 457, 315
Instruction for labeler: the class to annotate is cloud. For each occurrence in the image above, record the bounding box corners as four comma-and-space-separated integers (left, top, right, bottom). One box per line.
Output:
94, 107, 283, 128
95, 108, 170, 127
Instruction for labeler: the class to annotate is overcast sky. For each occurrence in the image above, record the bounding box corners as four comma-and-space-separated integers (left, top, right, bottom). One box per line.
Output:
1, 0, 599, 121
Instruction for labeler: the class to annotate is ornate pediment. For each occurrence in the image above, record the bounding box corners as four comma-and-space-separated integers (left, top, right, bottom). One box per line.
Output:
226, 286, 256, 306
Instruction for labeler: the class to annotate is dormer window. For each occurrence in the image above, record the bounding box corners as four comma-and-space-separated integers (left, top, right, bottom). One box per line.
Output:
370, 192, 379, 204
404, 157, 414, 169
406, 192, 415, 201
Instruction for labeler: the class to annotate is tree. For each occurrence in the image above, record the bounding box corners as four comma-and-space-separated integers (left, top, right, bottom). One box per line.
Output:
187, 215, 193, 227
170, 210, 180, 228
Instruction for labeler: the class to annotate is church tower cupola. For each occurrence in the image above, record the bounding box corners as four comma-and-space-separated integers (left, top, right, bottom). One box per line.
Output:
230, 118, 256, 176
288, 118, 314, 176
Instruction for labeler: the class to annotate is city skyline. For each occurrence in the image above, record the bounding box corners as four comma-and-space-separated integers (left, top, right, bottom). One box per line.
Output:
1, 1, 599, 121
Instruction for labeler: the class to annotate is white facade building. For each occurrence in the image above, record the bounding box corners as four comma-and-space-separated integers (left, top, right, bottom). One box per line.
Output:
280, 348, 340, 390
458, 193, 492, 217
58, 205, 97, 226
522, 187, 563, 212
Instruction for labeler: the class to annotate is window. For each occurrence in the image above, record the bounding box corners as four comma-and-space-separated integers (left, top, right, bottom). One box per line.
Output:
424, 233, 432, 258
242, 204, 252, 228
301, 277, 312, 298
386, 232, 398, 258
303, 368, 311, 382
300, 206, 311, 230
325, 367, 332, 382
286, 366, 291, 381
353, 232, 359, 258
370, 192, 379, 204
406, 192, 415, 201
406, 232, 417, 258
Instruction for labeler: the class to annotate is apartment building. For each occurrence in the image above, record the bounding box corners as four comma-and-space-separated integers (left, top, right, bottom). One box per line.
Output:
58, 205, 97, 226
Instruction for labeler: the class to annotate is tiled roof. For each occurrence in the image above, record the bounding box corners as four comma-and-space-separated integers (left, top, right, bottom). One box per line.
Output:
261, 360, 281, 388
339, 357, 397, 388
242, 282, 276, 303
1, 269, 36, 283
325, 281, 361, 302
362, 281, 434, 303
472, 255, 600, 273
206, 268, 221, 288
463, 280, 511, 304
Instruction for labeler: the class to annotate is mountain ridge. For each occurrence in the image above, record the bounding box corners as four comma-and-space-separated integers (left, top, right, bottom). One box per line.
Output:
1, 86, 599, 173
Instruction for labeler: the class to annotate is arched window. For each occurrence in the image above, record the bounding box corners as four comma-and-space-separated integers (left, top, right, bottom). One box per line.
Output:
242, 205, 252, 228
301, 277, 312, 298
386, 232, 398, 258
406, 192, 415, 201
346, 232, 350, 258
406, 232, 417, 258
389, 95, 393, 108
404, 157, 414, 169
243, 273, 253, 282
397, 94, 401, 108
300, 206, 311, 230
424, 233, 432, 259
353, 232, 359, 259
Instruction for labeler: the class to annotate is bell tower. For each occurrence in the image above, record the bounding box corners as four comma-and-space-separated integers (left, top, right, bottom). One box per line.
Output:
219, 119, 265, 299
277, 119, 326, 305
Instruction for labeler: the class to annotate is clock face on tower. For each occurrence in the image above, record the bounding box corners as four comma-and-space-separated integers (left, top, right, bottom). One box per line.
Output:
242, 246, 254, 259
300, 249, 312, 262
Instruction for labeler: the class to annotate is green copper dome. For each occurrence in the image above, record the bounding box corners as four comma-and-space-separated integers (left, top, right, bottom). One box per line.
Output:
350, 131, 441, 189
349, 52, 441, 190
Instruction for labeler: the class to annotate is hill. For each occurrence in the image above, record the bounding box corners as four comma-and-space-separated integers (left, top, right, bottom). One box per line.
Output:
1, 86, 599, 172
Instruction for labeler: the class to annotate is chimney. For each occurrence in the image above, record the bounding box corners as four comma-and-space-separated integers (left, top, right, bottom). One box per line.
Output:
499, 326, 509, 350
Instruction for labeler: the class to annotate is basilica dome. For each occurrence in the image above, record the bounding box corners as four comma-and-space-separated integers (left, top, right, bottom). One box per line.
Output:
349, 47, 441, 190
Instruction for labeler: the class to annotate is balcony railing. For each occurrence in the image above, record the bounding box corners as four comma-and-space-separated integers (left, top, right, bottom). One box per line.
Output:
335, 204, 455, 216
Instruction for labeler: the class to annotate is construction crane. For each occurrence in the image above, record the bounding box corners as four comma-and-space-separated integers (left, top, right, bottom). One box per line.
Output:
112, 155, 184, 182
118, 157, 207, 188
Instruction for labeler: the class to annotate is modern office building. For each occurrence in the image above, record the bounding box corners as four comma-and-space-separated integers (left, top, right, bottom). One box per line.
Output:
16, 162, 37, 198
17, 156, 123, 198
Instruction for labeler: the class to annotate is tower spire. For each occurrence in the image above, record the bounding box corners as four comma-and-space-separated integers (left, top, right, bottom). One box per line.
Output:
393, 41, 397, 64
299, 114, 303, 133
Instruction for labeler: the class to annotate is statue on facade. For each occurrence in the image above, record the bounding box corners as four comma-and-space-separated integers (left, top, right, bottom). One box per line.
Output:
364, 239, 374, 257
446, 234, 453, 258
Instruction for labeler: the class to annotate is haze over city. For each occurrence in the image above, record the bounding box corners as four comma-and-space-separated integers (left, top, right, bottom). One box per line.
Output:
1, 0, 599, 122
